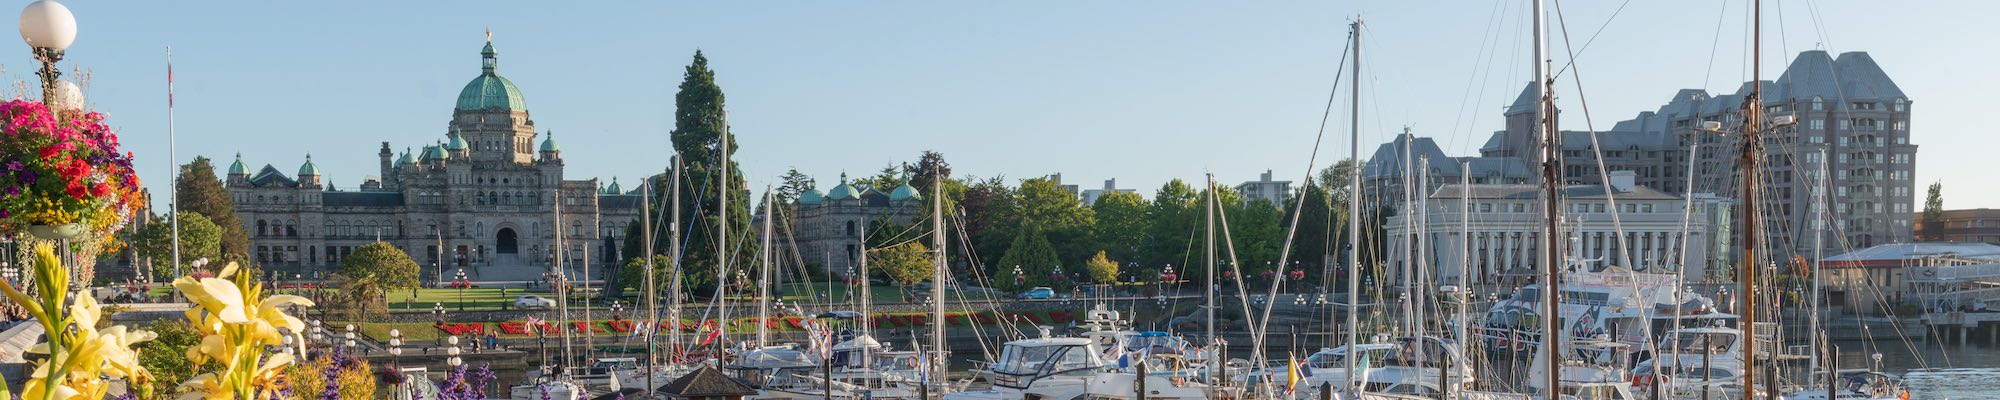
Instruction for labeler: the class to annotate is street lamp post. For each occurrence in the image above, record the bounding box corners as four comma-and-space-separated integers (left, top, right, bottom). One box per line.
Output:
343, 324, 356, 354
456, 268, 468, 311
310, 319, 323, 348
610, 301, 624, 321
448, 336, 463, 369
18, 0, 74, 109
433, 302, 446, 325
388, 329, 403, 384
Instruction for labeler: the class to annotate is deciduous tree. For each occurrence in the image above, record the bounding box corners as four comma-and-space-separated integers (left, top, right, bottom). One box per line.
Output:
1092, 191, 1148, 264
1086, 251, 1119, 284
871, 242, 932, 286
133, 211, 222, 277
1923, 181, 1944, 240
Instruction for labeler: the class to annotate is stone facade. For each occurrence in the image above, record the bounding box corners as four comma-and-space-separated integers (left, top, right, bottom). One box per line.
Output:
779, 174, 922, 274
226, 36, 640, 281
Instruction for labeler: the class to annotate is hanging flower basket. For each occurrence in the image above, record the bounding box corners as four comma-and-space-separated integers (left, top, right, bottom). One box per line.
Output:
0, 100, 142, 244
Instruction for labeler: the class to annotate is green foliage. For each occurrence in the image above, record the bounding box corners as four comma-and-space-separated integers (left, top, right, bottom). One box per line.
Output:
1086, 251, 1119, 284
133, 211, 222, 277
135, 319, 204, 397
871, 242, 932, 285
1091, 191, 1148, 265
1139, 179, 1200, 272
1290, 183, 1336, 279
662, 50, 757, 293
866, 217, 912, 249
615, 255, 681, 298
287, 351, 375, 400
996, 226, 1060, 290
1922, 181, 1944, 240
966, 177, 1016, 269
177, 156, 250, 260
777, 167, 815, 206
1225, 198, 1285, 274
340, 242, 421, 290
867, 164, 907, 190
904, 151, 952, 195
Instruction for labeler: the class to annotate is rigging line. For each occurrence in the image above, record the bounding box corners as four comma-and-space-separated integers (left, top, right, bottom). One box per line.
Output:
1550, 0, 1640, 273
1551, 0, 1634, 78
1446, 0, 1513, 152
1254, 20, 1351, 363
1703, 0, 1729, 91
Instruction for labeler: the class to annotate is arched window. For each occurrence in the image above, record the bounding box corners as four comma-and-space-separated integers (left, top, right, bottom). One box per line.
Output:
256, 220, 268, 236
1893, 98, 1907, 112
1811, 96, 1823, 111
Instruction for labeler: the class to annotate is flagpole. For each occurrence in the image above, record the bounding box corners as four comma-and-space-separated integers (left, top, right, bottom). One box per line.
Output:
166, 46, 181, 280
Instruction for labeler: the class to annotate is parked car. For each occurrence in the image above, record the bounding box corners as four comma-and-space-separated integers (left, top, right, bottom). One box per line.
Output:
513, 295, 557, 309
1018, 287, 1056, 300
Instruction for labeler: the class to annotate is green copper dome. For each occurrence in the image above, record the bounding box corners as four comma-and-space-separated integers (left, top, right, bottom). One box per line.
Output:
606, 177, 622, 194
798, 187, 824, 205
540, 132, 560, 153
397, 147, 415, 166
825, 173, 861, 200
888, 183, 922, 201
297, 154, 320, 176
446, 129, 469, 150
423, 144, 450, 161
455, 38, 527, 111
228, 152, 248, 175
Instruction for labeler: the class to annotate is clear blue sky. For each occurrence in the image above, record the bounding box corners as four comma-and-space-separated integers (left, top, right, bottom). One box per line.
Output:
30, 1, 2000, 210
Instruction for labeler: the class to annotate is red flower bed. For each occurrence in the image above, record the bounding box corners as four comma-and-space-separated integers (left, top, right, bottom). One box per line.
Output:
606, 320, 635, 333
437, 323, 486, 336
499, 321, 560, 335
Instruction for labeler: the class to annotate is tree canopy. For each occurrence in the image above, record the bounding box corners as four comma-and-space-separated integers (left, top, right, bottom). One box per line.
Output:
1085, 251, 1119, 284
995, 226, 1059, 289
1922, 181, 1944, 241
339, 242, 420, 290
176, 156, 248, 261
871, 242, 932, 286
653, 50, 754, 296
133, 211, 222, 277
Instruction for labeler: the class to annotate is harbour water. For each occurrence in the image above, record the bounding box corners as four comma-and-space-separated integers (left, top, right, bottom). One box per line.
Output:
1835, 339, 2000, 399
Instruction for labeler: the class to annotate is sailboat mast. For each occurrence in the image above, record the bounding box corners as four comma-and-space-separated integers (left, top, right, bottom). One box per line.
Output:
641, 174, 658, 395
555, 182, 573, 373
718, 111, 733, 357
930, 171, 948, 390
1203, 174, 1219, 400
1416, 155, 1430, 346
1204, 174, 1217, 365
1344, 17, 1363, 400
669, 155, 684, 361
1456, 161, 1470, 362
1531, 0, 1565, 395
759, 189, 774, 348
1809, 149, 1826, 387
1740, 1, 1765, 398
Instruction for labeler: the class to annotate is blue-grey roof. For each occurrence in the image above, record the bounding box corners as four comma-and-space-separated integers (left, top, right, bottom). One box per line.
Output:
1770, 50, 1906, 102
248, 165, 297, 188
1427, 183, 1681, 201
599, 194, 643, 209
323, 191, 403, 207
1363, 133, 1455, 179
1461, 157, 1533, 179
1504, 81, 1538, 115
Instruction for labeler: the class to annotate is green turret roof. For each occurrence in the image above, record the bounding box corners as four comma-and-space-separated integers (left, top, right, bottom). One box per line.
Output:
798, 184, 824, 205
228, 152, 248, 176
606, 177, 622, 194
888, 183, 922, 201
540, 131, 560, 153
825, 173, 861, 200
297, 154, 320, 176
397, 147, 415, 166
446, 129, 469, 150
423, 143, 450, 161
454, 35, 528, 111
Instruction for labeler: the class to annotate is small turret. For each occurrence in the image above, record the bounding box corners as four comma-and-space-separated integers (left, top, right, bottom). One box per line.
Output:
539, 130, 561, 161
297, 154, 322, 188
226, 152, 250, 187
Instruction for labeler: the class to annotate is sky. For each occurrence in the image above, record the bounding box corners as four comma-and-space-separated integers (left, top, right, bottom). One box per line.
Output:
26, 1, 2000, 211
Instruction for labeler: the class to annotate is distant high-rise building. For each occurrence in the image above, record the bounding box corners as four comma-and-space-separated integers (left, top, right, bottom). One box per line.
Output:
1079, 178, 1136, 206
1234, 170, 1293, 206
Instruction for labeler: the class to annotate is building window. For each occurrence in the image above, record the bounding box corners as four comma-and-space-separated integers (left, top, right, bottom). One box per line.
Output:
1810, 119, 1825, 130
1893, 98, 1906, 112
1812, 97, 1823, 111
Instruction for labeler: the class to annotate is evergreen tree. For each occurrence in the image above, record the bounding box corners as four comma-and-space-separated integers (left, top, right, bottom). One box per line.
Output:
656, 50, 753, 296
965, 177, 1016, 270
1922, 181, 1944, 241
869, 164, 906, 190
995, 226, 1059, 290
776, 168, 815, 206
904, 151, 952, 195
175, 156, 249, 261
1289, 184, 1337, 283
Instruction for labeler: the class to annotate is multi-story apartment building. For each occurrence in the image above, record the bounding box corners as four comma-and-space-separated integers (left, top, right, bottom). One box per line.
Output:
1916, 209, 2000, 245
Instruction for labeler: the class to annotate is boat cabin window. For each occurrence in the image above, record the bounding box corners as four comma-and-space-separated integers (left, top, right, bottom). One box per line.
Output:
1665, 332, 1733, 355
995, 345, 1068, 375
1304, 349, 1390, 369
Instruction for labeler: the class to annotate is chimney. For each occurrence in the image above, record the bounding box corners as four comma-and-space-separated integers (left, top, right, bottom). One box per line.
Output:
1261, 169, 1274, 181
1103, 179, 1116, 190
1608, 170, 1637, 193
